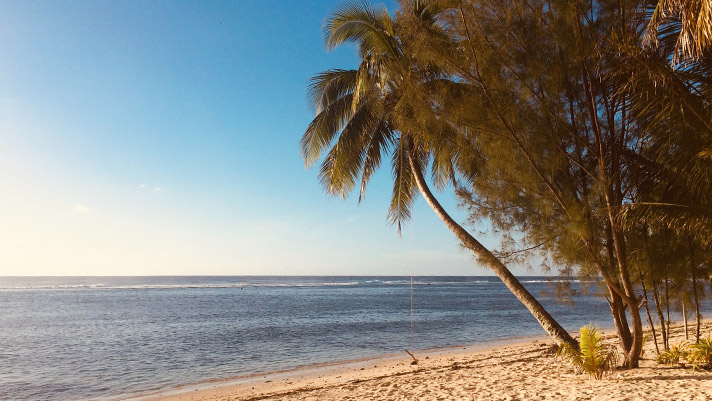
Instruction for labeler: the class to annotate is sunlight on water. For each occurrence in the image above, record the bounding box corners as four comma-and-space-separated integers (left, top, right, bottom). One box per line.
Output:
0, 276, 692, 401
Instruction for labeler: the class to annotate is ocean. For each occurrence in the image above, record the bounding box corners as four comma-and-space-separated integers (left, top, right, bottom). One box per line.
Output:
0, 276, 668, 400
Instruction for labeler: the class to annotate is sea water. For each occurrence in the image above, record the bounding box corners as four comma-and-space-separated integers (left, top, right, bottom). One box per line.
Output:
0, 276, 680, 400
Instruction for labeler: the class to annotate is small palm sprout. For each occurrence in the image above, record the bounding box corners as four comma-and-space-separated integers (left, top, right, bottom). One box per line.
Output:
656, 341, 689, 365
688, 334, 712, 370
557, 324, 618, 379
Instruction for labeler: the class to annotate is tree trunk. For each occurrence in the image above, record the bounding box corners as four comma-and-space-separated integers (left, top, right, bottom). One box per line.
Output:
603, 208, 642, 368
605, 215, 642, 368
651, 278, 668, 351
642, 228, 662, 354
604, 238, 632, 354
637, 266, 659, 355
691, 268, 701, 343
623, 300, 644, 368
608, 287, 632, 353
664, 269, 671, 344
688, 238, 702, 343
602, 214, 641, 367
407, 151, 577, 349
683, 301, 689, 340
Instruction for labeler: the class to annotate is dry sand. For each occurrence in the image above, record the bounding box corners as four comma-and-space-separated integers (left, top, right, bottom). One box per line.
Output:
129, 322, 712, 401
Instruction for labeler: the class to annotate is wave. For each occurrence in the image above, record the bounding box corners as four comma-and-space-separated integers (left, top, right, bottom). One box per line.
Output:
521, 279, 597, 283
0, 281, 492, 290
0, 277, 592, 290
0, 282, 363, 290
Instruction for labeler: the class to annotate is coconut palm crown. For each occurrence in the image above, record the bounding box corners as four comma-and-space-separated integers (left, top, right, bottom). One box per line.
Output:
301, 0, 459, 231
300, 0, 578, 348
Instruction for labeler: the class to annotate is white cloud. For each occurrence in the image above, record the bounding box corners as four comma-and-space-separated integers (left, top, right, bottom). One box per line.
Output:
138, 184, 162, 192
72, 203, 93, 215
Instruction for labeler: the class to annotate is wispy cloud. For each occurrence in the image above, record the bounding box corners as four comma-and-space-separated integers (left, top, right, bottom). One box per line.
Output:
138, 183, 162, 192
73, 203, 93, 215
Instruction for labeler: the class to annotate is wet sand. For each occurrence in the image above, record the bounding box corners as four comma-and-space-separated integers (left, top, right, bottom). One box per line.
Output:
127, 321, 712, 401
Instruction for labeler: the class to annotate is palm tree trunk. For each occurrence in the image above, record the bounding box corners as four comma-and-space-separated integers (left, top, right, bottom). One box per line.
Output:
407, 151, 577, 349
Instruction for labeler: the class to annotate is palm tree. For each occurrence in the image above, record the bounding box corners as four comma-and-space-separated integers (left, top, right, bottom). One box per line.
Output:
645, 0, 712, 62
301, 0, 577, 348
616, 1, 712, 245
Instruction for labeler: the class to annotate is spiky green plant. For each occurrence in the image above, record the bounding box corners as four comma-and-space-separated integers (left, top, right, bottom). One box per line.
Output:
688, 333, 712, 370
557, 324, 618, 379
657, 340, 689, 365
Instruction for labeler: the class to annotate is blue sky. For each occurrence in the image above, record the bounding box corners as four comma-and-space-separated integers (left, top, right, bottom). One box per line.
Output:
0, 0, 529, 276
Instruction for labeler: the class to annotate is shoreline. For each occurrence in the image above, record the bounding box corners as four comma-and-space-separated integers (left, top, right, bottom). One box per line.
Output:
122, 321, 712, 401
122, 333, 554, 401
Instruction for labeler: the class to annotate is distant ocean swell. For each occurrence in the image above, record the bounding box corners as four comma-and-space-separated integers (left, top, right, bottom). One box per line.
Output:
0, 276, 682, 401
0, 277, 593, 291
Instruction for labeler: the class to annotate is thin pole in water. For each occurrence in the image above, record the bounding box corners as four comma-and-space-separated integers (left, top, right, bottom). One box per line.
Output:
410, 217, 414, 346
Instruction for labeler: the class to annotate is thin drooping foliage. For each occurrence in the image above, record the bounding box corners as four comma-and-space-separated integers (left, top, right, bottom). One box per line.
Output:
302, 0, 577, 348
397, 0, 652, 367
302, 0, 711, 370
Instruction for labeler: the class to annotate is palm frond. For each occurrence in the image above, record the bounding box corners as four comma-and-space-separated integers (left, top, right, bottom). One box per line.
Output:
318, 101, 378, 198
301, 94, 355, 168
359, 119, 397, 203
645, 0, 712, 62
307, 69, 358, 113
388, 136, 418, 233
618, 202, 712, 247
324, 0, 399, 57
557, 324, 618, 379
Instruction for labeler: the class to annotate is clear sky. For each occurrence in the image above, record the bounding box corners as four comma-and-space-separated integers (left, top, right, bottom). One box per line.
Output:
0, 0, 529, 276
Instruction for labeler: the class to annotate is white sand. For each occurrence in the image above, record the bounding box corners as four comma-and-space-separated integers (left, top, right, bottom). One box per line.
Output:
129, 322, 712, 401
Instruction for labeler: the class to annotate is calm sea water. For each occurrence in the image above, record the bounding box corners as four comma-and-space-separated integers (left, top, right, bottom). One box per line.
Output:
0, 276, 668, 400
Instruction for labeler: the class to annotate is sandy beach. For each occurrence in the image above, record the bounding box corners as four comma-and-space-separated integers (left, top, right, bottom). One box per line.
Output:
129, 321, 712, 401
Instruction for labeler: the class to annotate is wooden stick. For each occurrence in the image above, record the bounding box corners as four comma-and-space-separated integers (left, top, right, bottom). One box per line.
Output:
405, 349, 418, 364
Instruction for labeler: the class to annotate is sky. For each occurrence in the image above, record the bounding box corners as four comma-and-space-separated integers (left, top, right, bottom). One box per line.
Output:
0, 0, 535, 276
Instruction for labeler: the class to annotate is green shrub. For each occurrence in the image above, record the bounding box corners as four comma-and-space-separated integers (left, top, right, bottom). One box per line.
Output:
557, 324, 618, 379
688, 334, 712, 370
657, 341, 688, 365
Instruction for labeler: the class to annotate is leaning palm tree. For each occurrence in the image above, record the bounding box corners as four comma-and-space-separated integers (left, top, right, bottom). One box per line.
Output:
301, 0, 577, 348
